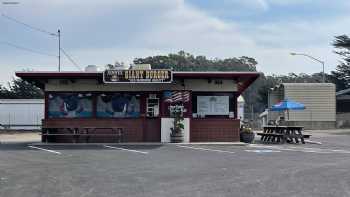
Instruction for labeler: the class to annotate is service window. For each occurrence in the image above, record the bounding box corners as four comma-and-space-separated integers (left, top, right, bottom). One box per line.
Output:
197, 96, 229, 116
96, 93, 140, 118
48, 93, 93, 118
192, 93, 235, 118
146, 94, 159, 117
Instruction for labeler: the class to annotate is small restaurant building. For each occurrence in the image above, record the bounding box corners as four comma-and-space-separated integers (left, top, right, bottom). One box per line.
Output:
16, 67, 259, 143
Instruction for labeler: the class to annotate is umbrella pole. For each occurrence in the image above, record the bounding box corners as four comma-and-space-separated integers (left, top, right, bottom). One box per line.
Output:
287, 109, 289, 120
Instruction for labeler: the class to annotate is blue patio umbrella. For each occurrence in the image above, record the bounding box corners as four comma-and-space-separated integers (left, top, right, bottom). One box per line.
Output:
270, 99, 305, 120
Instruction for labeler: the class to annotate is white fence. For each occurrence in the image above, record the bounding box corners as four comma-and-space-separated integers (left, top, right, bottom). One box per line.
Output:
0, 99, 44, 130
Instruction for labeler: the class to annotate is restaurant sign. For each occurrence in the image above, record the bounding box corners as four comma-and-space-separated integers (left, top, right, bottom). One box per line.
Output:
103, 69, 173, 83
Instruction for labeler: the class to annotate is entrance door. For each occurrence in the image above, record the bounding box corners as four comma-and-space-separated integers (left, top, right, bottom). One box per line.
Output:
144, 118, 161, 142
144, 94, 161, 142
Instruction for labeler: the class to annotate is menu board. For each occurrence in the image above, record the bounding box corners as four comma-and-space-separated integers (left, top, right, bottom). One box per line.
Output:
197, 96, 229, 115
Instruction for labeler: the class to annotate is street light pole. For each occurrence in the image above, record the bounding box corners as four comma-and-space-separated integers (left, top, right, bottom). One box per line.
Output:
58, 29, 61, 72
290, 52, 325, 83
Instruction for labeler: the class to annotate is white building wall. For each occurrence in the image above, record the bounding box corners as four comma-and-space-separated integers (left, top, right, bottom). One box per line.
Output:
237, 96, 244, 120
284, 83, 336, 121
45, 79, 238, 92
161, 118, 190, 143
0, 99, 44, 130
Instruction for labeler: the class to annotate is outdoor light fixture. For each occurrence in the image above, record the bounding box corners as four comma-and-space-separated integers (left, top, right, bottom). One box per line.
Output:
290, 52, 325, 83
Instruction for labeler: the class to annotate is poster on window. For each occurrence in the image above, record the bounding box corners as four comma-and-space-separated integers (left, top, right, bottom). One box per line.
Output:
97, 93, 140, 118
48, 93, 93, 118
197, 96, 229, 115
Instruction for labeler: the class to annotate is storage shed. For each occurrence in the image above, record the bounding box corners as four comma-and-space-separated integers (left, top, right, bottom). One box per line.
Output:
0, 99, 44, 130
267, 83, 336, 129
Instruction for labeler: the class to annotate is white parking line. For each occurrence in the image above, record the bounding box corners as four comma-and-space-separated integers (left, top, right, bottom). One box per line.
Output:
176, 145, 235, 154
304, 140, 322, 145
245, 149, 281, 153
28, 146, 62, 155
103, 145, 148, 154
249, 144, 350, 154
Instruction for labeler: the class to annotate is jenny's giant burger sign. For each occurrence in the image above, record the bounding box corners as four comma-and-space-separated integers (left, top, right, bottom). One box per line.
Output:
103, 69, 172, 83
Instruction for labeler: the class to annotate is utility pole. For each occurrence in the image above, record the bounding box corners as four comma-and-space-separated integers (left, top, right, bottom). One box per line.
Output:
58, 29, 61, 72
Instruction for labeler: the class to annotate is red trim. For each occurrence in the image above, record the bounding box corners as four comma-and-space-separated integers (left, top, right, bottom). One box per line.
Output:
174, 72, 260, 78
16, 72, 102, 78
44, 92, 49, 119
16, 71, 259, 78
16, 71, 260, 95
234, 93, 238, 119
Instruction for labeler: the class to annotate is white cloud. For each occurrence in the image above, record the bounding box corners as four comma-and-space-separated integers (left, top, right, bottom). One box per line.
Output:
1, 0, 350, 85
257, 0, 269, 10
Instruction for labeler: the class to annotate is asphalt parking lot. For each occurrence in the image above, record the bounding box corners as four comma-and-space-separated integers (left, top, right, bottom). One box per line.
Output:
2, 135, 350, 197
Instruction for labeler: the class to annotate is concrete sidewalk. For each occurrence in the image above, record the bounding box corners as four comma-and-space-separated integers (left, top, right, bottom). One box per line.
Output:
0, 132, 41, 143
2, 129, 350, 145
29, 142, 247, 146
304, 129, 350, 137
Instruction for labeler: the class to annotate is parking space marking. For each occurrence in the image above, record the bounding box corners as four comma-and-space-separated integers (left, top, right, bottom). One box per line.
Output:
249, 144, 350, 154
176, 145, 235, 154
103, 145, 148, 154
28, 146, 62, 155
245, 149, 281, 153
304, 140, 322, 145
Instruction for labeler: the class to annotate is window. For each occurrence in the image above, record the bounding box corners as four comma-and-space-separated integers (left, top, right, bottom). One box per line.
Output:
48, 93, 93, 118
147, 97, 159, 117
197, 96, 230, 115
96, 93, 140, 118
192, 93, 235, 118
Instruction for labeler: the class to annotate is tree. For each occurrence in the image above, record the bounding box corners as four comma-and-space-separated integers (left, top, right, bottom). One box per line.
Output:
0, 78, 43, 99
134, 51, 263, 113
135, 51, 328, 114
331, 35, 350, 91
105, 61, 127, 70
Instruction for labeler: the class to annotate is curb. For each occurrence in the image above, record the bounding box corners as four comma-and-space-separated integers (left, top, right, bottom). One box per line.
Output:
0, 141, 40, 145
28, 142, 248, 146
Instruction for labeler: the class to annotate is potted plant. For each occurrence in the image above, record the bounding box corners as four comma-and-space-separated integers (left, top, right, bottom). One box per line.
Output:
240, 123, 255, 143
170, 105, 184, 143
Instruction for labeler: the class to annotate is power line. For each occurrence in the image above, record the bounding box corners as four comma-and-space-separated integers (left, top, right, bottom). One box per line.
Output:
2, 2, 20, 5
2, 13, 82, 71
0, 41, 57, 57
60, 47, 82, 71
1, 13, 58, 36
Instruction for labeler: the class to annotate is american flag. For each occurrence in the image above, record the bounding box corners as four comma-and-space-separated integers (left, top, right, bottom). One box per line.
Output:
164, 91, 190, 103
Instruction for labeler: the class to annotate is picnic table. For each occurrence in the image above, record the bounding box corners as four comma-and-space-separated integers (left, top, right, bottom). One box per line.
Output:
41, 127, 124, 143
257, 126, 311, 144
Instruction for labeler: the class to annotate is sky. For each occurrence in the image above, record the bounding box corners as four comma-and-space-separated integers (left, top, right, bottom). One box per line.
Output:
1, 0, 350, 85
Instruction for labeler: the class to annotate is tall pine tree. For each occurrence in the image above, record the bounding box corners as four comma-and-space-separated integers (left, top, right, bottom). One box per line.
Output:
332, 35, 350, 91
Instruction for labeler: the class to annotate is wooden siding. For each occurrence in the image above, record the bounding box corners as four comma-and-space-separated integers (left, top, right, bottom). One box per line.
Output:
190, 119, 240, 142
283, 83, 336, 121
42, 118, 144, 142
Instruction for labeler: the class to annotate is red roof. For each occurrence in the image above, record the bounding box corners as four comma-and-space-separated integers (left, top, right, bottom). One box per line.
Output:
16, 71, 260, 94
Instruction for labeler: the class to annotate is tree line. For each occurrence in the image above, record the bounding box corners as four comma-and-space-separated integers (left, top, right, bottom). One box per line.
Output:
3, 35, 350, 114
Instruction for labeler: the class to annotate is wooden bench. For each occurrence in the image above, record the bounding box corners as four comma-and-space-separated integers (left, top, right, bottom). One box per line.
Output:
42, 127, 124, 143
257, 133, 285, 143
260, 126, 310, 144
